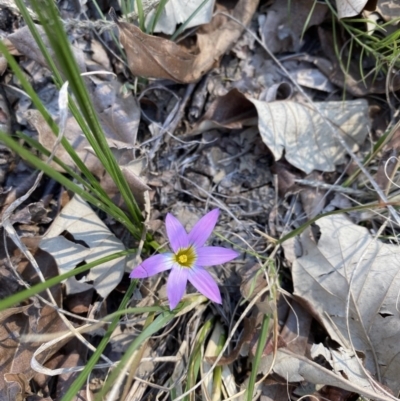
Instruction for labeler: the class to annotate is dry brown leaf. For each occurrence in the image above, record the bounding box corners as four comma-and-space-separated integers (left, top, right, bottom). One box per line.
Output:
26, 109, 102, 175
4, 373, 32, 401
86, 77, 140, 145
263, 349, 394, 401
55, 340, 92, 400
190, 89, 258, 135
299, 172, 327, 219
0, 237, 67, 400
7, 24, 86, 72
27, 107, 148, 208
250, 98, 369, 174
117, 0, 259, 83
117, 20, 197, 83
292, 214, 400, 395
100, 158, 150, 211
271, 160, 303, 197
239, 262, 269, 302
193, 0, 259, 78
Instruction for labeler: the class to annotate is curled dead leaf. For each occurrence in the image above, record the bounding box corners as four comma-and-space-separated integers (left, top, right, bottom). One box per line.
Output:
190, 88, 257, 135
116, 0, 259, 83
116, 21, 197, 83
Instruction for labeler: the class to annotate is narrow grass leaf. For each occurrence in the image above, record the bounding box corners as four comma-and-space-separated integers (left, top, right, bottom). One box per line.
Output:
60, 281, 137, 401
170, 0, 210, 41
245, 313, 270, 401
0, 132, 139, 236
28, 0, 143, 227
95, 309, 179, 399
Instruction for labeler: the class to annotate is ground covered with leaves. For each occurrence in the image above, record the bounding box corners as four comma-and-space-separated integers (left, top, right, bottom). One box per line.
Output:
1, 0, 400, 400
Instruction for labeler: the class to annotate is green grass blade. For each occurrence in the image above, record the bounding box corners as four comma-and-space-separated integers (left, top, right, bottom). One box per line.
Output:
60, 281, 137, 401
94, 310, 177, 400
136, 0, 145, 31
147, 0, 169, 34
183, 318, 214, 401
0, 132, 140, 236
0, 40, 105, 198
28, 0, 143, 227
170, 0, 211, 41
246, 313, 270, 401
0, 249, 131, 311
276, 200, 400, 245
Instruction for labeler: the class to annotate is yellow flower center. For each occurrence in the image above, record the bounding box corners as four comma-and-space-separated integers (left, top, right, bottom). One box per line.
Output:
174, 246, 196, 268
178, 255, 188, 264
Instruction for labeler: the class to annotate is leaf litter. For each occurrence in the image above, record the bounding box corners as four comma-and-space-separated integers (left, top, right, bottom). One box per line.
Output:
2, 0, 400, 400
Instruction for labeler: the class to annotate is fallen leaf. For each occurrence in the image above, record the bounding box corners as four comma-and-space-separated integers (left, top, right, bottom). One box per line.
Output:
117, 20, 197, 83
55, 340, 92, 400
292, 214, 400, 394
27, 105, 148, 209
249, 98, 369, 173
259, 0, 328, 53
4, 373, 32, 401
376, 0, 400, 21
100, 157, 150, 211
265, 349, 393, 401
336, 0, 369, 18
40, 195, 126, 298
117, 0, 259, 82
147, 0, 216, 35
299, 171, 327, 219
0, 237, 67, 400
290, 68, 335, 92
190, 89, 258, 135
193, 0, 259, 79
25, 109, 102, 175
86, 77, 140, 145
7, 24, 86, 72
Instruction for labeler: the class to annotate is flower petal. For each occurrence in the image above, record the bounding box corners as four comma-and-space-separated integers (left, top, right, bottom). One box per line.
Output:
188, 267, 221, 304
167, 266, 189, 310
129, 254, 174, 278
195, 246, 239, 267
166, 213, 189, 253
188, 209, 219, 248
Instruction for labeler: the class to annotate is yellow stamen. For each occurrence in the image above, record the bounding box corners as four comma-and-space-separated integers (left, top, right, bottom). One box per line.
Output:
178, 255, 188, 264
174, 246, 196, 268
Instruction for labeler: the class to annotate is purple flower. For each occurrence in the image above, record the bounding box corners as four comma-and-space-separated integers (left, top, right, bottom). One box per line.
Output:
130, 209, 239, 310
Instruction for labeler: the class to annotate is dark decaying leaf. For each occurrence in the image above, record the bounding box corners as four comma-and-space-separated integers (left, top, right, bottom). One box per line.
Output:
190, 89, 258, 135
260, 0, 328, 53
